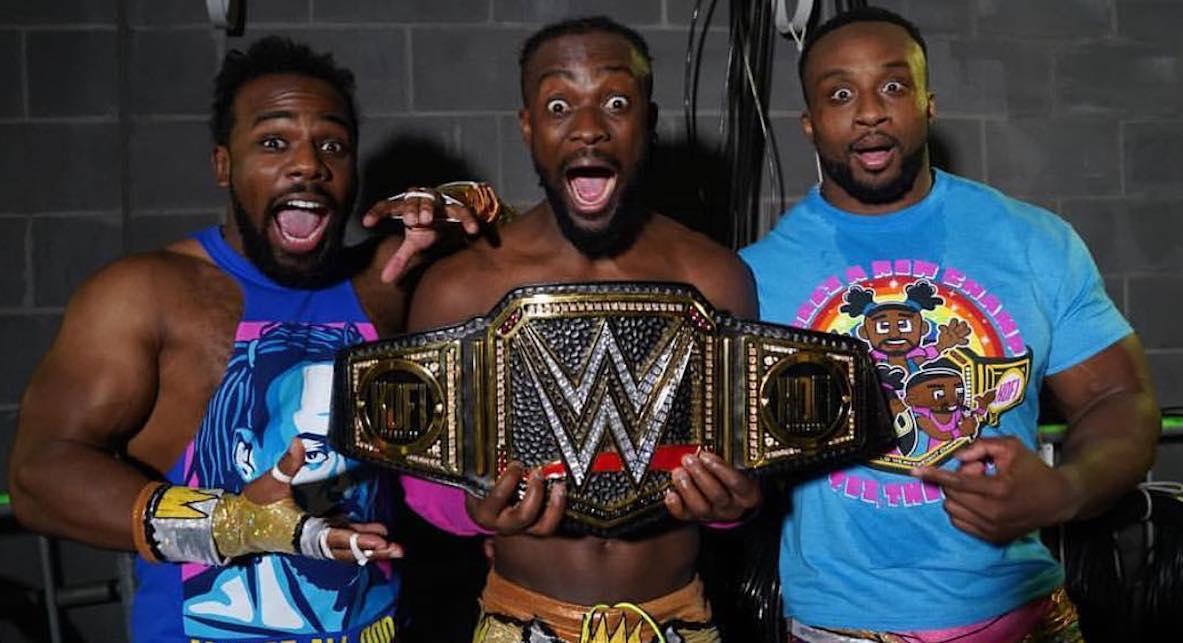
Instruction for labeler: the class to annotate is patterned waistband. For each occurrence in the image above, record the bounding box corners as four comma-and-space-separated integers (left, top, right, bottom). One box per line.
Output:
789, 587, 1081, 643
479, 570, 713, 642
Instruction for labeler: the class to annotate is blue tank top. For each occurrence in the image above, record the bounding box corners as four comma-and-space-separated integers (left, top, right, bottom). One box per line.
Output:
131, 226, 400, 643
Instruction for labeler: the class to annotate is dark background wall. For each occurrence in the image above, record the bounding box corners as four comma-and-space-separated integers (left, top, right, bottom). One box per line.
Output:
1, 1, 1180, 641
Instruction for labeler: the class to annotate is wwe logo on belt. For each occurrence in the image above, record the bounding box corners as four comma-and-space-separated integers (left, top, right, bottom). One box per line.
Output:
517, 320, 695, 488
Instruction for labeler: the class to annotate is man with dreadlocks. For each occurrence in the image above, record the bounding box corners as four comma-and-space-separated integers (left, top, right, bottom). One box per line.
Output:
741, 6, 1160, 641
9, 37, 490, 642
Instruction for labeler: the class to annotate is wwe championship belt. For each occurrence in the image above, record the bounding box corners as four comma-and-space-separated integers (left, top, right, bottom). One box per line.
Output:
331, 282, 894, 536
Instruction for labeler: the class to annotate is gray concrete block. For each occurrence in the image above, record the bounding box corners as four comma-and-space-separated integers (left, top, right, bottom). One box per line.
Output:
31, 215, 123, 308
1128, 276, 1183, 350
499, 113, 545, 205
926, 38, 1007, 116
411, 27, 529, 111
130, 29, 217, 115
937, 38, 1053, 117
129, 120, 223, 211
357, 115, 500, 206
665, 0, 730, 26
1103, 276, 1125, 314
976, 0, 1111, 39
314, 0, 491, 23
0, 314, 61, 405
1060, 198, 1183, 275
985, 118, 1120, 198
246, 0, 313, 23
904, 0, 974, 37
1147, 351, 1183, 408
0, 0, 114, 24
239, 28, 409, 115
127, 0, 207, 25
27, 31, 117, 117
769, 36, 806, 113
125, 213, 221, 254
768, 114, 824, 195
644, 28, 729, 121
930, 117, 984, 181
0, 123, 121, 212
0, 219, 27, 306
493, 0, 661, 25
132, 0, 308, 25
1125, 122, 1183, 196
1057, 43, 1182, 118
1117, 2, 1183, 46
0, 32, 22, 118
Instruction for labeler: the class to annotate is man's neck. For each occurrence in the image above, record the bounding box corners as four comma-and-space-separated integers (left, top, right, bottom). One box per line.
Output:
820, 166, 935, 216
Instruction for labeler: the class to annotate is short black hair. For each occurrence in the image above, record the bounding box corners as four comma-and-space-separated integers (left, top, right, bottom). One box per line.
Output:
518, 15, 654, 102
797, 6, 928, 102
210, 36, 358, 146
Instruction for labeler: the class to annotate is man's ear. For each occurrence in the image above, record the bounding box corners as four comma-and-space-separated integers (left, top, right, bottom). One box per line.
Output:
800, 110, 815, 145
648, 100, 659, 133
212, 145, 230, 188
518, 107, 532, 146
926, 91, 937, 123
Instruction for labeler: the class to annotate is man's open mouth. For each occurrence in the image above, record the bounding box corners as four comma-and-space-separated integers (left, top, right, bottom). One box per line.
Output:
270, 195, 332, 253
564, 162, 618, 216
851, 134, 898, 172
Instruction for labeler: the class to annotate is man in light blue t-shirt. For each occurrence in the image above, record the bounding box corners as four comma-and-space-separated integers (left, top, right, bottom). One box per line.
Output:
740, 7, 1160, 641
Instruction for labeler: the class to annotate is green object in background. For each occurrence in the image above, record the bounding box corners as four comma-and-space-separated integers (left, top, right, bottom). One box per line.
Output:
0, 491, 8, 507
1038, 415, 1183, 441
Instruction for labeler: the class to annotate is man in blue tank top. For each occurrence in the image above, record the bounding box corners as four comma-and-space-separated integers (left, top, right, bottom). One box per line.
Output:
9, 37, 487, 642
740, 7, 1160, 641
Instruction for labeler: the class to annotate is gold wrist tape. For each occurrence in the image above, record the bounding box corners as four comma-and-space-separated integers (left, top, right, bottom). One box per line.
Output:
211, 494, 305, 559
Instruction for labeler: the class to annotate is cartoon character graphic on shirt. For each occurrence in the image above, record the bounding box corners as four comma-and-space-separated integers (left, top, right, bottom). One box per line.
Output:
180, 321, 397, 638
840, 280, 971, 383
895, 359, 997, 458
803, 266, 1031, 476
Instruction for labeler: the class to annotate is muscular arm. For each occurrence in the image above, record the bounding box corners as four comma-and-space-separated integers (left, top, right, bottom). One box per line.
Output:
1046, 334, 1159, 521
9, 260, 163, 550
688, 245, 758, 320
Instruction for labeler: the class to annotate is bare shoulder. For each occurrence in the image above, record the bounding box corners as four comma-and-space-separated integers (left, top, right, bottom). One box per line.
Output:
649, 216, 757, 318
70, 241, 217, 320
407, 239, 505, 332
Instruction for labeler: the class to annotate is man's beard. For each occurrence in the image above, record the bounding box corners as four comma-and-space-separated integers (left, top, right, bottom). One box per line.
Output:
230, 185, 349, 289
535, 153, 650, 259
820, 140, 926, 206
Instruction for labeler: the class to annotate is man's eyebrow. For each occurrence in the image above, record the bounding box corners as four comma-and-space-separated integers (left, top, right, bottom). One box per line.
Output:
252, 110, 295, 127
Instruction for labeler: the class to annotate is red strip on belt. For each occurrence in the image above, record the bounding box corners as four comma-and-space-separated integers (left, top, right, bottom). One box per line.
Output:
539, 444, 702, 480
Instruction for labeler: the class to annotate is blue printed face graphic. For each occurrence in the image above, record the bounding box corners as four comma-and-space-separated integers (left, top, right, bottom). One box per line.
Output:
264, 362, 344, 482
180, 323, 395, 638
233, 361, 367, 516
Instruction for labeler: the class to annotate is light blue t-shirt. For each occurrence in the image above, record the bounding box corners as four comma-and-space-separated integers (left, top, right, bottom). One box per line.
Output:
740, 169, 1131, 631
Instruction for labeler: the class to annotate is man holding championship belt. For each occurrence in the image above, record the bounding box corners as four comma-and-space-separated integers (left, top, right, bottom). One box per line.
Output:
329, 16, 884, 643
8, 37, 492, 642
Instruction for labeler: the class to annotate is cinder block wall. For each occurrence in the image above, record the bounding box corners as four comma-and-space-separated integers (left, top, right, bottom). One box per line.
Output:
0, 1, 1180, 641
